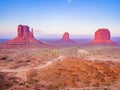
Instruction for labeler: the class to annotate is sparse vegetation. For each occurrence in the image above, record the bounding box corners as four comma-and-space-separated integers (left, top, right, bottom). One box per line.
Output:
0, 46, 120, 90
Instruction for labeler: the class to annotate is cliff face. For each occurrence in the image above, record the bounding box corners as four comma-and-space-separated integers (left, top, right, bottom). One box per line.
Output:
17, 25, 34, 39
59, 32, 75, 43
93, 28, 112, 43
1, 25, 45, 48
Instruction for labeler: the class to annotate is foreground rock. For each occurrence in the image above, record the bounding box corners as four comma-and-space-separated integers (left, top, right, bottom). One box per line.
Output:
37, 57, 120, 89
0, 56, 120, 89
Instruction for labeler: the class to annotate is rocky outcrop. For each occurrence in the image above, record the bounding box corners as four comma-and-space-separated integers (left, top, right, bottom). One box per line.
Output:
93, 28, 112, 43
59, 32, 75, 43
37, 57, 120, 89
1, 25, 45, 48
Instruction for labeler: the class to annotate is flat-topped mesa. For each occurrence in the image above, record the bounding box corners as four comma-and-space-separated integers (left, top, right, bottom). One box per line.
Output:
93, 28, 112, 43
59, 32, 75, 43
17, 25, 34, 38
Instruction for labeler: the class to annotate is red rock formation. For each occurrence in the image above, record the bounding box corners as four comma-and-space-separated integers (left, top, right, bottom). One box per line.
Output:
59, 32, 75, 43
1, 25, 45, 48
17, 25, 34, 38
93, 28, 112, 43
62, 32, 69, 40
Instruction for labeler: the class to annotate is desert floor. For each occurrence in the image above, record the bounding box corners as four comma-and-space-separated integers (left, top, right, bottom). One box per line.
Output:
0, 45, 120, 90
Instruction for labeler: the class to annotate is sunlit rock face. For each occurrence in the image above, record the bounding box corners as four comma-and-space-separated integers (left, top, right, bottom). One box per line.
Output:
18, 25, 30, 37
62, 32, 70, 40
16, 25, 38, 43
59, 32, 75, 43
93, 28, 112, 43
2, 25, 44, 48
17, 25, 34, 38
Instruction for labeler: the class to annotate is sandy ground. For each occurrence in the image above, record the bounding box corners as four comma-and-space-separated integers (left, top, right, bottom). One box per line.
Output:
0, 46, 120, 90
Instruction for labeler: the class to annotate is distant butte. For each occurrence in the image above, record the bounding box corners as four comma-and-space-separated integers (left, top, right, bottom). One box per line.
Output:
86, 28, 118, 46
1, 25, 45, 48
59, 32, 75, 43
91, 28, 116, 45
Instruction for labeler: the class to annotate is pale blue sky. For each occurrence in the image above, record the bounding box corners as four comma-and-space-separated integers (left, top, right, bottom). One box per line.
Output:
0, 0, 120, 38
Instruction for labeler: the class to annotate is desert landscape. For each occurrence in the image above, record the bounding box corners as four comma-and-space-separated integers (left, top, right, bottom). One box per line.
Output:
0, 0, 120, 90
0, 25, 120, 90
0, 43, 120, 90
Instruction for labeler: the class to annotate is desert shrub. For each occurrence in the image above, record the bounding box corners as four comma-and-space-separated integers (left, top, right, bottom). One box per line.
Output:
0, 73, 13, 90
8, 85, 34, 90
0, 55, 12, 61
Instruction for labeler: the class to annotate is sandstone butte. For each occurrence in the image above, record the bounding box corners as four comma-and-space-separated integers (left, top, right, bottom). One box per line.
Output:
0, 25, 45, 48
92, 28, 115, 43
59, 32, 75, 43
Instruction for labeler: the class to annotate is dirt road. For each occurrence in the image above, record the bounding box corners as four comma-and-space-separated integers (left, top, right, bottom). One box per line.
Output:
0, 55, 65, 73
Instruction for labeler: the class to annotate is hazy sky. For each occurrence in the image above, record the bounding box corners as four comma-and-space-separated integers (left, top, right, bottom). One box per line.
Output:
0, 0, 120, 38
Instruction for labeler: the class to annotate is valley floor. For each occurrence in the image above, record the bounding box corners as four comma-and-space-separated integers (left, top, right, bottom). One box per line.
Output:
0, 45, 120, 90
